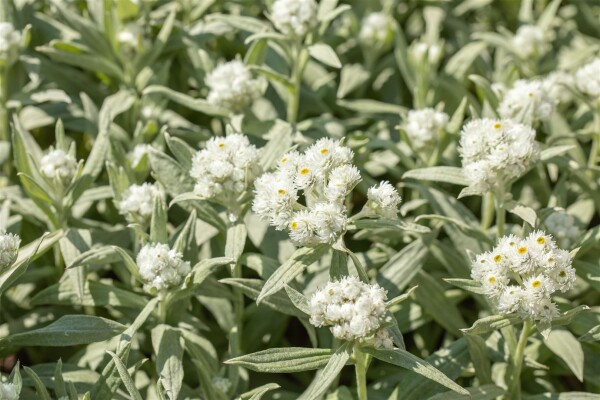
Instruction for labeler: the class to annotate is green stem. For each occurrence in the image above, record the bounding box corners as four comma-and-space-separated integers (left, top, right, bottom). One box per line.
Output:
494, 186, 506, 238
507, 320, 532, 400
588, 106, 600, 168
481, 192, 495, 231
354, 345, 368, 400
287, 43, 308, 125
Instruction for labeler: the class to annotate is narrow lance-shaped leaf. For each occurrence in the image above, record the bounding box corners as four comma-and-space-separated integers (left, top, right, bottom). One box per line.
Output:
226, 348, 335, 373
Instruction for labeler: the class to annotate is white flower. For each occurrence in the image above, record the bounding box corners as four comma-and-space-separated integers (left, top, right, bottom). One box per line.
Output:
471, 231, 575, 322
404, 108, 449, 150
0, 231, 20, 273
40, 149, 78, 183
459, 118, 539, 194
372, 329, 394, 349
128, 144, 151, 168
543, 211, 580, 249
324, 164, 362, 202
309, 276, 388, 341
118, 183, 160, 221
289, 210, 319, 247
190, 134, 261, 207
0, 22, 21, 65
136, 243, 191, 294
211, 377, 232, 393
366, 181, 402, 219
253, 171, 299, 230
271, 0, 318, 37
575, 58, 600, 98
205, 60, 264, 112
498, 79, 556, 124
513, 25, 550, 59
311, 202, 348, 244
359, 12, 394, 49
0, 382, 19, 400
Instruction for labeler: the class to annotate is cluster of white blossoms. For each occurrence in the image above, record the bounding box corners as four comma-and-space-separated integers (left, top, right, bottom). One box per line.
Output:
0, 382, 19, 400
359, 12, 394, 49
205, 60, 264, 112
118, 183, 160, 221
128, 144, 152, 168
309, 276, 392, 346
365, 181, 402, 219
403, 108, 449, 151
459, 118, 540, 194
190, 134, 261, 209
574, 58, 600, 98
136, 243, 191, 294
40, 149, 78, 183
498, 79, 556, 124
271, 0, 317, 37
543, 211, 581, 249
471, 231, 575, 322
0, 22, 21, 65
512, 25, 550, 59
0, 231, 20, 273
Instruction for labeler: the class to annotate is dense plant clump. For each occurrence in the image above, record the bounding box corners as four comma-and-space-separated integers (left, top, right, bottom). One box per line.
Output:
0, 1, 598, 399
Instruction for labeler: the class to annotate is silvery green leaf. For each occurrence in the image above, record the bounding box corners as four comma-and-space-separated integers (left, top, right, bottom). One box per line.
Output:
257, 244, 329, 304
54, 359, 67, 398
250, 66, 294, 91
551, 305, 590, 327
152, 325, 184, 400
377, 239, 428, 298
337, 99, 407, 114
461, 314, 521, 335
352, 218, 431, 234
428, 384, 504, 399
386, 285, 419, 307
544, 328, 584, 382
106, 351, 144, 400
364, 347, 469, 395
110, 246, 142, 280
225, 223, 247, 263
403, 167, 469, 186
151, 194, 168, 244
284, 284, 310, 315
540, 145, 577, 161
135, 6, 177, 80
165, 133, 196, 172
446, 97, 469, 134
329, 248, 348, 279
443, 278, 486, 294
143, 85, 229, 116
24, 367, 52, 400
243, 383, 281, 400
464, 334, 492, 384
205, 13, 269, 33
258, 120, 293, 170
0, 315, 126, 347
308, 43, 341, 68
506, 202, 537, 227
226, 347, 336, 373
337, 64, 370, 98
298, 342, 352, 400
579, 324, 600, 342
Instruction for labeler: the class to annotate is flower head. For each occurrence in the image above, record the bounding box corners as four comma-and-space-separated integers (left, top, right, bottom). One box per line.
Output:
271, 0, 318, 37
0, 382, 19, 400
498, 79, 556, 124
0, 231, 20, 273
513, 25, 550, 59
136, 243, 191, 294
309, 276, 389, 342
575, 58, 600, 98
459, 118, 540, 194
118, 183, 160, 222
40, 149, 78, 183
404, 108, 449, 150
366, 181, 402, 219
206, 60, 264, 112
470, 231, 575, 323
359, 12, 394, 50
190, 134, 262, 208
0, 22, 21, 66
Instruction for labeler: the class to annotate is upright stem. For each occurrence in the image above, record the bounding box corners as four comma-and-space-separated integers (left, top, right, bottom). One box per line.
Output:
0, 66, 8, 142
494, 185, 506, 238
287, 43, 308, 125
588, 105, 600, 168
354, 345, 368, 400
507, 320, 532, 400
481, 192, 495, 231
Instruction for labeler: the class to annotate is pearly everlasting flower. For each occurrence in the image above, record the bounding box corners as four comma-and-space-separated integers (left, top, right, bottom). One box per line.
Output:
575, 58, 600, 98
543, 211, 581, 249
128, 144, 151, 168
409, 40, 443, 66
0, 231, 20, 273
470, 231, 575, 323
366, 181, 402, 219
498, 79, 556, 124
205, 60, 264, 112
190, 134, 261, 209
543, 71, 575, 105
309, 276, 388, 341
136, 243, 191, 294
40, 149, 78, 183
271, 0, 318, 37
324, 164, 361, 202
0, 22, 21, 66
0, 382, 19, 400
459, 118, 540, 194
513, 25, 550, 59
404, 108, 449, 150
211, 377, 232, 393
372, 329, 394, 349
118, 183, 160, 221
359, 12, 394, 50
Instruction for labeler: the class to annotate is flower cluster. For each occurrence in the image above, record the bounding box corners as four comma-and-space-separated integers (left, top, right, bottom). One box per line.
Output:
190, 134, 261, 210
0, 22, 21, 66
365, 182, 402, 219
512, 25, 550, 59
252, 138, 359, 246
40, 149, 78, 183
403, 108, 449, 151
136, 243, 191, 294
359, 12, 394, 50
205, 60, 264, 112
0, 231, 20, 273
0, 382, 19, 400
118, 183, 160, 221
271, 0, 318, 37
459, 118, 540, 194
471, 231, 575, 322
498, 79, 556, 124
575, 58, 600, 98
543, 211, 581, 249
309, 276, 391, 346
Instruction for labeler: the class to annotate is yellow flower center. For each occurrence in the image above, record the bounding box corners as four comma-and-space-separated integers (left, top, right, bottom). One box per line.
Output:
488, 276, 497, 284
278, 189, 286, 195
531, 280, 542, 288
290, 221, 298, 230
320, 148, 329, 155
536, 236, 545, 245
559, 270, 566, 278
218, 143, 225, 148
493, 123, 502, 129
518, 246, 527, 255
281, 157, 288, 164
300, 168, 310, 175
493, 254, 502, 263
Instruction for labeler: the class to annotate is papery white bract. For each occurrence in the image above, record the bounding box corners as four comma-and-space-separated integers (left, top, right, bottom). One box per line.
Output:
404, 108, 449, 150
205, 60, 264, 112
118, 183, 160, 221
271, 0, 318, 37
359, 12, 394, 50
40, 149, 78, 183
575, 58, 600, 98
136, 243, 191, 294
459, 118, 540, 194
0, 231, 20, 273
0, 382, 19, 400
498, 79, 556, 124
366, 181, 402, 219
513, 25, 550, 59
